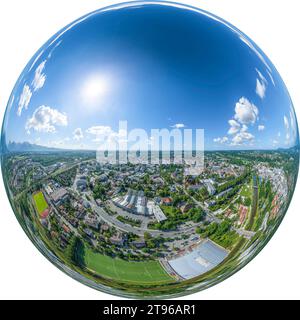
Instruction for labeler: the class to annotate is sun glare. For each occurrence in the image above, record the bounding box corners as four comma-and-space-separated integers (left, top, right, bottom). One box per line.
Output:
81, 76, 108, 103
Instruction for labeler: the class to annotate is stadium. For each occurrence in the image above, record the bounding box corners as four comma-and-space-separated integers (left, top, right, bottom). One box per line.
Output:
165, 240, 229, 280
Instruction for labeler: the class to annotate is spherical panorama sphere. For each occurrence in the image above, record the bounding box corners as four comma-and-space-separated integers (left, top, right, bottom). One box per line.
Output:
1, 1, 299, 299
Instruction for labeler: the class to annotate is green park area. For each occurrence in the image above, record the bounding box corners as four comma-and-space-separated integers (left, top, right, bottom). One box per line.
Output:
33, 191, 48, 216
240, 183, 252, 198
84, 247, 174, 284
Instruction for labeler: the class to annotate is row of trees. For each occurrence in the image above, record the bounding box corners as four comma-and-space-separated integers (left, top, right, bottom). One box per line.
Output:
65, 237, 86, 268
196, 220, 240, 249
215, 171, 250, 194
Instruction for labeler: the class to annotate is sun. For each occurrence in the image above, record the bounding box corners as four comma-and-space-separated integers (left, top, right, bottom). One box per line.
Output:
81, 75, 109, 104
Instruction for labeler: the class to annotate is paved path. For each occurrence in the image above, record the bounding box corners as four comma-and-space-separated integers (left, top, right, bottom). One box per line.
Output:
180, 184, 256, 239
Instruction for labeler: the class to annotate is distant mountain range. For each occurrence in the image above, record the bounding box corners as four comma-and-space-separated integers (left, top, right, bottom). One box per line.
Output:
4, 141, 63, 153
1, 140, 299, 154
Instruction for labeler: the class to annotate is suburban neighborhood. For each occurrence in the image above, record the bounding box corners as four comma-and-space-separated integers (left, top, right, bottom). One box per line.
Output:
2, 147, 297, 291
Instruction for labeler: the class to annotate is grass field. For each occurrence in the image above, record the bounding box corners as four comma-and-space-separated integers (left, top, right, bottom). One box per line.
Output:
240, 183, 252, 198
33, 191, 48, 215
85, 247, 174, 284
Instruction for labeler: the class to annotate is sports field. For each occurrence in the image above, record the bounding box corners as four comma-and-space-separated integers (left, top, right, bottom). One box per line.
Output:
85, 248, 174, 284
33, 191, 48, 216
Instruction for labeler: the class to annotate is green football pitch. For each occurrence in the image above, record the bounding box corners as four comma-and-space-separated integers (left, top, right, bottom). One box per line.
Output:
85, 248, 174, 284
33, 191, 48, 215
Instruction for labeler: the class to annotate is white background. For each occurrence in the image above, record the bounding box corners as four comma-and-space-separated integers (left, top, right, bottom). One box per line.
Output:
0, 0, 299, 300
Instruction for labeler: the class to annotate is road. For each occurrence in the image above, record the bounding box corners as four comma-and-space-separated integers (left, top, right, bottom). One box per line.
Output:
70, 172, 255, 239
30, 159, 255, 240
79, 190, 203, 239
180, 184, 256, 239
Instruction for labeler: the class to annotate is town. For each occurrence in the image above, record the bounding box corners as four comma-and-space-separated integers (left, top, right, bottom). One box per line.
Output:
2, 147, 297, 290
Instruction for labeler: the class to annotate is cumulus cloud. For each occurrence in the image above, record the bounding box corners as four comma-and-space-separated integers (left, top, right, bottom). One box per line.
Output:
171, 123, 185, 129
234, 97, 259, 125
220, 96, 259, 147
256, 69, 268, 99
258, 125, 265, 131
25, 106, 68, 133
231, 131, 254, 146
241, 124, 248, 132
214, 136, 228, 144
228, 119, 240, 135
17, 84, 32, 116
73, 127, 84, 140
32, 61, 46, 91
17, 61, 47, 117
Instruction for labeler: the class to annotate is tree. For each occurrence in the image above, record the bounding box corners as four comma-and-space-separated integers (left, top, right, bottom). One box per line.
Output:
244, 197, 251, 206
192, 210, 205, 223
66, 237, 86, 268
144, 232, 152, 241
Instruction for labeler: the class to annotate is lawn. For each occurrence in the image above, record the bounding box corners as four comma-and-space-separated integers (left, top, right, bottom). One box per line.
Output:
33, 191, 48, 216
240, 183, 252, 198
85, 248, 174, 284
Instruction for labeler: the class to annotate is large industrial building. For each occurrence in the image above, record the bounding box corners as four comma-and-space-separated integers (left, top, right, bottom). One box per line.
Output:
112, 189, 167, 222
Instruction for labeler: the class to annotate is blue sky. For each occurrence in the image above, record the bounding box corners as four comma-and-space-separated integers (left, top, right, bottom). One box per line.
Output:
3, 1, 299, 151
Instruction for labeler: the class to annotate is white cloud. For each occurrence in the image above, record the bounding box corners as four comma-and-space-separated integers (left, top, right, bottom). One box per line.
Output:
289, 110, 298, 144
258, 125, 265, 131
256, 69, 268, 99
73, 127, 84, 140
283, 115, 291, 143
86, 125, 128, 144
214, 136, 228, 144
171, 123, 185, 129
223, 97, 259, 147
25, 106, 68, 133
231, 131, 255, 146
285, 133, 290, 142
17, 84, 32, 116
284, 115, 289, 130
273, 139, 279, 146
32, 61, 46, 91
256, 79, 267, 99
87, 125, 117, 142
234, 97, 259, 125
227, 119, 240, 135
86, 125, 114, 137
241, 124, 248, 132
